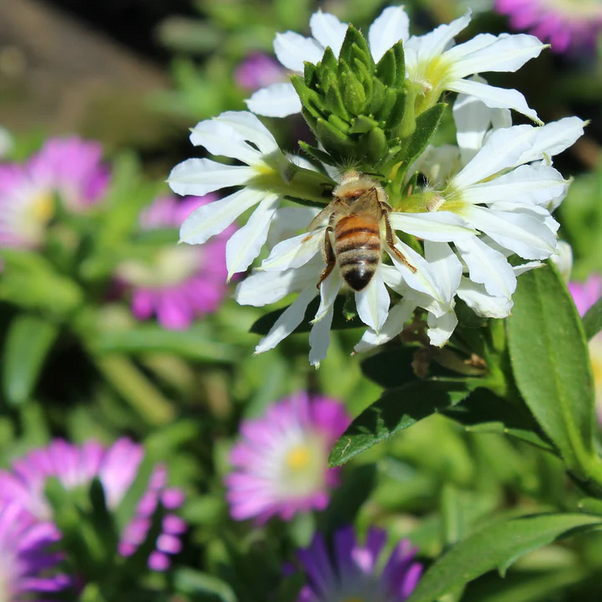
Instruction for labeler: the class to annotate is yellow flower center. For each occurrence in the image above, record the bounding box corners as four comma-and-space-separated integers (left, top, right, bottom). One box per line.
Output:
29, 190, 55, 224
286, 445, 311, 470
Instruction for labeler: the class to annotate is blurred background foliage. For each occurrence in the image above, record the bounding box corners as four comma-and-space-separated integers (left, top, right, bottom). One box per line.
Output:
1, 0, 602, 600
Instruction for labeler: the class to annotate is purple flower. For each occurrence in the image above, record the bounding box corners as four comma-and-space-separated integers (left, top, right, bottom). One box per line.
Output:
117, 194, 232, 330
569, 274, 602, 421
225, 392, 350, 523
0, 502, 70, 601
495, 0, 602, 54
0, 137, 109, 248
0, 438, 186, 572
297, 526, 423, 601
234, 52, 287, 91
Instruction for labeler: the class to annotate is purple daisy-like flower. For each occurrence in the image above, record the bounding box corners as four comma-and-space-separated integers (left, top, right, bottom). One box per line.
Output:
116, 194, 232, 330
495, 0, 602, 54
569, 274, 602, 420
234, 52, 288, 91
0, 136, 109, 248
0, 438, 186, 572
225, 392, 350, 523
297, 526, 423, 601
0, 502, 70, 601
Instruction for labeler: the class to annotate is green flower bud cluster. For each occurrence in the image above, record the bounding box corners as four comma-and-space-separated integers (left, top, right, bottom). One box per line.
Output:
291, 25, 445, 181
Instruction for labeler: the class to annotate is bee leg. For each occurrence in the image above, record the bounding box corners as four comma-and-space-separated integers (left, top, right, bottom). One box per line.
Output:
383, 212, 417, 273
317, 227, 336, 288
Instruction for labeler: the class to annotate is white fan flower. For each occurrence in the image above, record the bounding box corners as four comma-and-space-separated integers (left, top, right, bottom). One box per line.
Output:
247, 6, 545, 123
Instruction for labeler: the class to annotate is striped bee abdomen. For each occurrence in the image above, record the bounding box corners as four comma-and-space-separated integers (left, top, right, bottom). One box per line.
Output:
334, 214, 381, 292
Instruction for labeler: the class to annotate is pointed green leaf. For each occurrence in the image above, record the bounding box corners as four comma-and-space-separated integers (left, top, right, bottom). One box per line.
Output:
328, 380, 470, 467
582, 295, 602, 340
367, 78, 386, 115
376, 46, 397, 87
325, 82, 349, 120
406, 513, 602, 602
350, 115, 380, 134
398, 102, 446, 165
385, 91, 407, 131
298, 142, 337, 167
393, 41, 406, 88
507, 264, 597, 478
3, 315, 59, 405
290, 75, 324, 119
340, 68, 366, 115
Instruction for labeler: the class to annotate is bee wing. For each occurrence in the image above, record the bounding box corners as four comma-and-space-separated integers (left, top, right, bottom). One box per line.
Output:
307, 199, 345, 231
351, 187, 383, 216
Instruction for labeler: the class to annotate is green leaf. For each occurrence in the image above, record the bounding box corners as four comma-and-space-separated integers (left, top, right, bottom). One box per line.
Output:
397, 102, 446, 165
174, 568, 237, 602
338, 26, 373, 71
328, 380, 470, 467
91, 324, 238, 363
406, 513, 602, 602
582, 295, 602, 340
3, 315, 59, 405
507, 264, 597, 478
443, 388, 555, 453
360, 347, 418, 388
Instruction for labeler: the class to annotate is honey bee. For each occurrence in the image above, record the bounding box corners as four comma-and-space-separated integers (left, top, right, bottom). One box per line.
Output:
308, 171, 412, 292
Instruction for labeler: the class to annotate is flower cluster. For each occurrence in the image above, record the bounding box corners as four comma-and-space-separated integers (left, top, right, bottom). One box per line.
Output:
0, 438, 185, 595
297, 526, 422, 601
0, 137, 109, 249
225, 392, 349, 523
169, 5, 584, 365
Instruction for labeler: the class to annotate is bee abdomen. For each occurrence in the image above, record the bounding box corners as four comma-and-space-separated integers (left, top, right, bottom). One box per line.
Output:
334, 217, 381, 292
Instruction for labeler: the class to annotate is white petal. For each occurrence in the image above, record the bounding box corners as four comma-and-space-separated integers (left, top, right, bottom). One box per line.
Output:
274, 31, 324, 72
255, 287, 317, 353
314, 270, 343, 322
451, 124, 536, 190
387, 240, 451, 311
424, 241, 462, 301
410, 144, 461, 185
267, 206, 319, 247
168, 159, 254, 196
217, 111, 281, 156
355, 270, 390, 332
427, 310, 457, 347
447, 33, 545, 79
368, 6, 410, 62
179, 187, 263, 245
226, 194, 280, 279
189, 119, 261, 165
235, 262, 320, 306
453, 89, 510, 164
309, 303, 335, 367
549, 239, 572, 281
389, 211, 477, 241
354, 299, 416, 353
405, 11, 471, 64
309, 11, 348, 57
246, 83, 302, 118
464, 205, 557, 259
461, 164, 568, 207
454, 235, 516, 299
514, 261, 542, 276
517, 116, 586, 166
447, 78, 540, 124
261, 229, 323, 271
457, 278, 513, 318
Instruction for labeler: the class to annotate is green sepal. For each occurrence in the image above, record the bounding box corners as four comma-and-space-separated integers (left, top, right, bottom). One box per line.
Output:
325, 81, 350, 120
374, 87, 399, 123
299, 141, 338, 167
338, 25, 373, 71
318, 47, 338, 78
367, 77, 386, 115
385, 90, 407, 131
375, 45, 397, 87
291, 75, 324, 119
365, 127, 388, 164
340, 66, 367, 115
353, 57, 373, 101
303, 60, 317, 87
328, 114, 352, 135
392, 41, 406, 88
314, 117, 355, 156
349, 115, 379, 134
